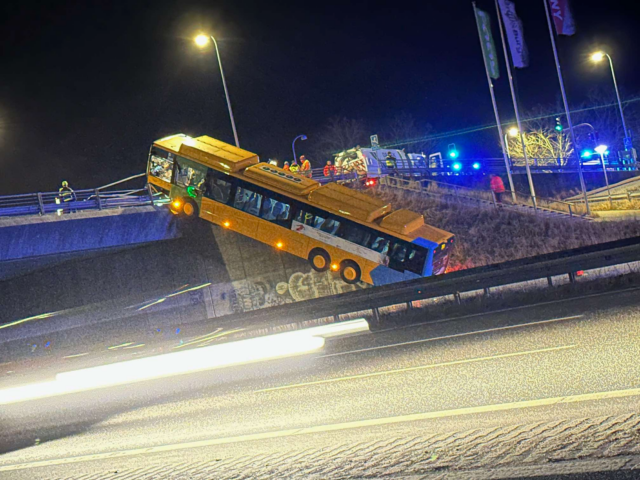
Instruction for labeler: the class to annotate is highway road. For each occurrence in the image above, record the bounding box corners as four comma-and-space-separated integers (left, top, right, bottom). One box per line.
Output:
1, 287, 640, 479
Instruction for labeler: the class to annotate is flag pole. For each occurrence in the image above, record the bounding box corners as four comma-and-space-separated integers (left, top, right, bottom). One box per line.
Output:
495, 0, 537, 209
542, 0, 591, 216
472, 2, 516, 202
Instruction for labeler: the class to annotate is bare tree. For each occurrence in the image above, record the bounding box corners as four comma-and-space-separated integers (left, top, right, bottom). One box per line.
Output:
505, 103, 573, 166
507, 128, 573, 166
382, 112, 436, 154
313, 117, 369, 159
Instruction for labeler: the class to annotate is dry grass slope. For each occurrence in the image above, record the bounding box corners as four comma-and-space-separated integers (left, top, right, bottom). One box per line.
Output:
371, 188, 640, 270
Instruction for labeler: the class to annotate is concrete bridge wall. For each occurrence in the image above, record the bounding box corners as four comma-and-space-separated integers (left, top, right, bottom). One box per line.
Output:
0, 207, 363, 331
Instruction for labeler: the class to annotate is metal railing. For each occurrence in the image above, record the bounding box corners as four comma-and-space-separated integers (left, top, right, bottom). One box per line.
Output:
379, 176, 590, 218
188, 235, 640, 334
0, 187, 166, 218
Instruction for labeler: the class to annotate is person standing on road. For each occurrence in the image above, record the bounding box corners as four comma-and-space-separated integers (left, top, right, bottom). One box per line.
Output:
300, 155, 311, 178
385, 151, 397, 174
490, 174, 506, 204
58, 180, 76, 214
323, 160, 336, 178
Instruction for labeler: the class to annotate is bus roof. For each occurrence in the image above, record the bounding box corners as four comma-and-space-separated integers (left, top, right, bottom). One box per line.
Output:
309, 182, 391, 223
243, 164, 319, 196
154, 134, 259, 173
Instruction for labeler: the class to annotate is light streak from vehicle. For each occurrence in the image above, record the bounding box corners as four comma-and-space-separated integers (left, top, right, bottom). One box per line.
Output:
0, 319, 369, 405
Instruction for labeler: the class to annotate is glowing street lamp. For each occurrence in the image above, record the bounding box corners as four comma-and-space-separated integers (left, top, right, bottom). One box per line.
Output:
194, 33, 240, 148
504, 127, 519, 162
591, 50, 631, 149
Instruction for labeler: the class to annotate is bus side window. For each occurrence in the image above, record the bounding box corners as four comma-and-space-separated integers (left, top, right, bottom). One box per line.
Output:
205, 172, 231, 204
370, 236, 390, 255
390, 242, 408, 263
234, 187, 262, 216
320, 218, 341, 235
260, 197, 292, 227
342, 224, 372, 247
295, 210, 314, 225
405, 247, 427, 275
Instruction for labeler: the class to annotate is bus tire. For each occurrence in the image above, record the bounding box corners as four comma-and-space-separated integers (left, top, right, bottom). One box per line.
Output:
340, 260, 361, 284
308, 248, 331, 272
182, 198, 199, 219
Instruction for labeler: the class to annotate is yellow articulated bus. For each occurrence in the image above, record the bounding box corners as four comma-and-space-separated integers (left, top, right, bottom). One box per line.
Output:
147, 134, 454, 286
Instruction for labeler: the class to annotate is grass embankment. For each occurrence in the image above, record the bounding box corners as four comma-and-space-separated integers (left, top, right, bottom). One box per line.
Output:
371, 188, 640, 270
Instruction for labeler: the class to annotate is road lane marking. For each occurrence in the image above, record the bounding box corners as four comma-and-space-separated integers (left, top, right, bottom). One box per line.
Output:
257, 344, 577, 393
63, 353, 90, 359
322, 315, 583, 359
2, 384, 640, 472
107, 342, 135, 351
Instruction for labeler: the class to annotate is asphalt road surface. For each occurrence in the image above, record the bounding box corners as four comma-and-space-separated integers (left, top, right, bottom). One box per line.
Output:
1, 287, 640, 479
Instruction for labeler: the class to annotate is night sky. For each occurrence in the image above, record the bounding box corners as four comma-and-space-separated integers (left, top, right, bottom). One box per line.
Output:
1, 0, 638, 194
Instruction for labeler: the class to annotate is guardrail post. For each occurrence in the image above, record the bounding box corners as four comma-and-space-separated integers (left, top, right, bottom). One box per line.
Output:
483, 287, 490, 296
406, 301, 413, 310
95, 189, 103, 210
547, 276, 553, 287
568, 272, 576, 283
454, 292, 461, 305
147, 183, 155, 206
37, 192, 45, 215
370, 307, 381, 327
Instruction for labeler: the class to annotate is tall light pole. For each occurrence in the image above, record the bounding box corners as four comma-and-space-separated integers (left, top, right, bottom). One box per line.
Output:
595, 144, 613, 207
292, 135, 307, 165
195, 34, 240, 148
591, 51, 631, 150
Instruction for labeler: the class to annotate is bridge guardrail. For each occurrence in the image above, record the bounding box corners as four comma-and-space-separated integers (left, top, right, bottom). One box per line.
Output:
379, 176, 590, 218
0, 188, 167, 218
204, 235, 640, 333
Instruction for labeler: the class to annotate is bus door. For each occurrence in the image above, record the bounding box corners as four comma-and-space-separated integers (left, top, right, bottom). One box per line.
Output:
171, 156, 207, 210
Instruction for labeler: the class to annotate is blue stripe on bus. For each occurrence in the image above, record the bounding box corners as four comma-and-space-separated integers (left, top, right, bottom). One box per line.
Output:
370, 265, 421, 286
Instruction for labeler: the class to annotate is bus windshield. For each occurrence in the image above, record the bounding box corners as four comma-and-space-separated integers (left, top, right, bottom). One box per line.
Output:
148, 148, 173, 184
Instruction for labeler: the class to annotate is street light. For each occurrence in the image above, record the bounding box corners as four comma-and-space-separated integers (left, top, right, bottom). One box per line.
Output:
595, 144, 612, 206
292, 135, 307, 167
194, 33, 240, 148
504, 127, 519, 162
591, 51, 631, 150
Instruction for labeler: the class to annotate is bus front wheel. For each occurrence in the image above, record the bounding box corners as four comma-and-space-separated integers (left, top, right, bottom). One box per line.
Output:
340, 260, 361, 284
181, 198, 199, 219
308, 248, 331, 272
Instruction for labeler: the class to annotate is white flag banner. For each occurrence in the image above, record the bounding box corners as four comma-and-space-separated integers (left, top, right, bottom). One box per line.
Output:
498, 0, 530, 68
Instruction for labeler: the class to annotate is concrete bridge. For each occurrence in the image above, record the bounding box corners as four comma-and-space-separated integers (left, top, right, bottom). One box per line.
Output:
0, 203, 362, 337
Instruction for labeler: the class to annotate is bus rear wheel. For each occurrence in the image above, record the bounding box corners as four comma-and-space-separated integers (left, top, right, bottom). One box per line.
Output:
308, 248, 331, 272
340, 260, 361, 284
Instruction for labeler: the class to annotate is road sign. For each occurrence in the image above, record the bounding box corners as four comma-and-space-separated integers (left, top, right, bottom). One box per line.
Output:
370, 134, 379, 150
